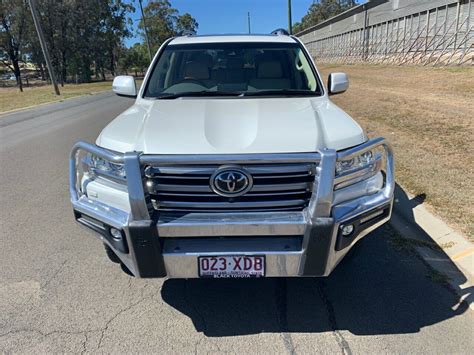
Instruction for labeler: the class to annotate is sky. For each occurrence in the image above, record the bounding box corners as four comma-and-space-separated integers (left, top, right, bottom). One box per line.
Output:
125, 0, 315, 47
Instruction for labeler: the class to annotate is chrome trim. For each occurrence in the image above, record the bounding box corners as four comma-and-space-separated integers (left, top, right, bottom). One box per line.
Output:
140, 152, 321, 165
146, 161, 316, 213
72, 195, 129, 229
148, 182, 310, 193
157, 212, 306, 237
124, 152, 150, 220
154, 199, 307, 210
309, 149, 336, 217
145, 164, 316, 176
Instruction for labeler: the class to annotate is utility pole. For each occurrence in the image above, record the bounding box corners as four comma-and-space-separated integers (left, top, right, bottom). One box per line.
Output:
138, 0, 153, 61
28, 0, 60, 95
248, 12, 251, 34
288, 0, 293, 34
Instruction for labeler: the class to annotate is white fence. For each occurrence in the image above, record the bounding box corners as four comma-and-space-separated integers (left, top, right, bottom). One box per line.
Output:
297, 0, 473, 66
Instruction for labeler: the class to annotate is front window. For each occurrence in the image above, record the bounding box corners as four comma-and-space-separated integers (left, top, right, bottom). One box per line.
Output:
144, 42, 322, 98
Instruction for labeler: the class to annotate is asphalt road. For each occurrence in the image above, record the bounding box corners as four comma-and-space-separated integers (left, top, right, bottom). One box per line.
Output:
0, 92, 472, 353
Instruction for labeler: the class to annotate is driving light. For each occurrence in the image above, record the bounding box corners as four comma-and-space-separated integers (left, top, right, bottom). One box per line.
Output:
340, 224, 354, 236
110, 228, 123, 241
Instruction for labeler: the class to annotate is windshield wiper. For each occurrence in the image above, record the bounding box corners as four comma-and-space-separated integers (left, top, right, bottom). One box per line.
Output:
154, 91, 241, 100
241, 89, 318, 97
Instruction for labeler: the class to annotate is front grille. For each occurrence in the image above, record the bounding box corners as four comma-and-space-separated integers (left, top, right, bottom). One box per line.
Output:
145, 163, 317, 213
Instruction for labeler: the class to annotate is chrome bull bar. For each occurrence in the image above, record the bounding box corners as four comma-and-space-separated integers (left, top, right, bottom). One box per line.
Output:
69, 138, 394, 278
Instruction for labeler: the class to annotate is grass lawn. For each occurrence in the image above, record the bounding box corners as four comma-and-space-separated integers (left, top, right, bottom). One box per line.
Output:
319, 64, 474, 239
0, 81, 115, 113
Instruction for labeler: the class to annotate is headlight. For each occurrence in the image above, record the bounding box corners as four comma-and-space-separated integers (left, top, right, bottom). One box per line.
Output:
334, 149, 382, 189
336, 150, 375, 175
83, 153, 126, 181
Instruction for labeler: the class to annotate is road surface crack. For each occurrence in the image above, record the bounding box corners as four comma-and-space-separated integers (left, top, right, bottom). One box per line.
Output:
275, 279, 296, 355
96, 293, 155, 349
315, 280, 352, 355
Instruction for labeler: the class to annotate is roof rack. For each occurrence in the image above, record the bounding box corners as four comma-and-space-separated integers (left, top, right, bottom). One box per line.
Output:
271, 28, 290, 36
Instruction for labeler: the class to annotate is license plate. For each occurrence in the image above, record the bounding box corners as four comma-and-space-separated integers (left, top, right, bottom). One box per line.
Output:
198, 255, 265, 278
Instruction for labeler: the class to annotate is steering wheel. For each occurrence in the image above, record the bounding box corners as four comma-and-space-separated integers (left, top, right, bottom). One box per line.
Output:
181, 78, 207, 87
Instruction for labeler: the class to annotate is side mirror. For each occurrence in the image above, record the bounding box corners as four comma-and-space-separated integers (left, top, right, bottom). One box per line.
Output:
112, 76, 137, 98
327, 72, 349, 95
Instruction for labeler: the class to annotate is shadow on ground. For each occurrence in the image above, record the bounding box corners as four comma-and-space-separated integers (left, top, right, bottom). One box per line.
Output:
161, 202, 470, 336
394, 184, 473, 306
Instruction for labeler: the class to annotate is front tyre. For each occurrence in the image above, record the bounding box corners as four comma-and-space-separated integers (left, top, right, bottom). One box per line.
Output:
103, 243, 121, 263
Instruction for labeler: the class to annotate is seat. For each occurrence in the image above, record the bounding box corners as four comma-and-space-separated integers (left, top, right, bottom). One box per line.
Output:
183, 60, 216, 88
249, 61, 290, 90
183, 61, 210, 81
225, 57, 246, 83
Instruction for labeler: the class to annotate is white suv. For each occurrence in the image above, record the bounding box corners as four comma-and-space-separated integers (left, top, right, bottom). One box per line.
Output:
70, 32, 394, 279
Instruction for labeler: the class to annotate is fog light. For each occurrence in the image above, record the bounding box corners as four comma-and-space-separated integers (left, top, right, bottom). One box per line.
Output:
110, 228, 122, 241
340, 224, 354, 236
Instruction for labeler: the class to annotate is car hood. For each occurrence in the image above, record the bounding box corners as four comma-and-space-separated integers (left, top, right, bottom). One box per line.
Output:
97, 97, 366, 154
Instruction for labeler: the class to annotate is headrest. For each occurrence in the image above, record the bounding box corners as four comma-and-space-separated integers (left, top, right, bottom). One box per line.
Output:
184, 61, 210, 80
196, 53, 213, 68
257, 61, 283, 79
227, 57, 244, 69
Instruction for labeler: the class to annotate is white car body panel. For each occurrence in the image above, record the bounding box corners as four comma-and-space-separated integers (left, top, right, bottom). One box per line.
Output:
169, 35, 296, 45
96, 97, 366, 154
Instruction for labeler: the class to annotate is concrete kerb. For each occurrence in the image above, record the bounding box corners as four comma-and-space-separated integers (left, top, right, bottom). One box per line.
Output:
390, 185, 473, 310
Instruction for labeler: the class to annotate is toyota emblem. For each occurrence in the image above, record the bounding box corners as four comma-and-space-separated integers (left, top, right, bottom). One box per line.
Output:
210, 167, 253, 197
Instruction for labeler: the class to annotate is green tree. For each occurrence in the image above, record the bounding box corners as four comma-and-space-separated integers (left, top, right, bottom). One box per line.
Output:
176, 13, 198, 36
139, 0, 198, 53
119, 43, 149, 76
0, 0, 30, 91
293, 0, 358, 33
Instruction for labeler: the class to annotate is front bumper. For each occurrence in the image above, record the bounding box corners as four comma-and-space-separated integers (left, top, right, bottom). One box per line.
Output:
70, 138, 394, 278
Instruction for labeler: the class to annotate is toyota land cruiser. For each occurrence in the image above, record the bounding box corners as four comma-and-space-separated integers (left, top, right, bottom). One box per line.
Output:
70, 32, 394, 278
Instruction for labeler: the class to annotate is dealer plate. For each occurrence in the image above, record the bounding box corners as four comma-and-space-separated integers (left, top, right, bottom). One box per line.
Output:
198, 255, 265, 278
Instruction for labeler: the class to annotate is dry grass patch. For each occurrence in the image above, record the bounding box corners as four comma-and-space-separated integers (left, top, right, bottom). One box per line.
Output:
319, 64, 474, 239
0, 81, 113, 113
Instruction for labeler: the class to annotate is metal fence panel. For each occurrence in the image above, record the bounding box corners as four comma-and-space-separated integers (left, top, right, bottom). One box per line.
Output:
297, 0, 473, 66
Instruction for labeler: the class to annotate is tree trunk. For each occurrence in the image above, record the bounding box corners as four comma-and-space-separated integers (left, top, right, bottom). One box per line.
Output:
38, 62, 46, 81
12, 60, 23, 92
61, 53, 67, 86
109, 52, 115, 77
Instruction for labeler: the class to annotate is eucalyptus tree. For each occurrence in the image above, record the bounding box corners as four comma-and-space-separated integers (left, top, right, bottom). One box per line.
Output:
293, 0, 359, 33
0, 0, 31, 91
138, 0, 198, 53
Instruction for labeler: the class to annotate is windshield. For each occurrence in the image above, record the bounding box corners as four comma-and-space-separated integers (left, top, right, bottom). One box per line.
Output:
144, 42, 322, 98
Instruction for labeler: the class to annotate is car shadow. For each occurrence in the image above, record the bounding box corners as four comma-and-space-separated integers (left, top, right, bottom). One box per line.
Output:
393, 183, 473, 305
161, 222, 470, 337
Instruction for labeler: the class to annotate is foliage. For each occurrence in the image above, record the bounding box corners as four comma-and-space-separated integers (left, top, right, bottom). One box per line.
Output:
119, 43, 149, 75
0, 0, 32, 91
138, 0, 198, 53
1, 0, 198, 90
1, 0, 135, 89
293, 0, 358, 34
